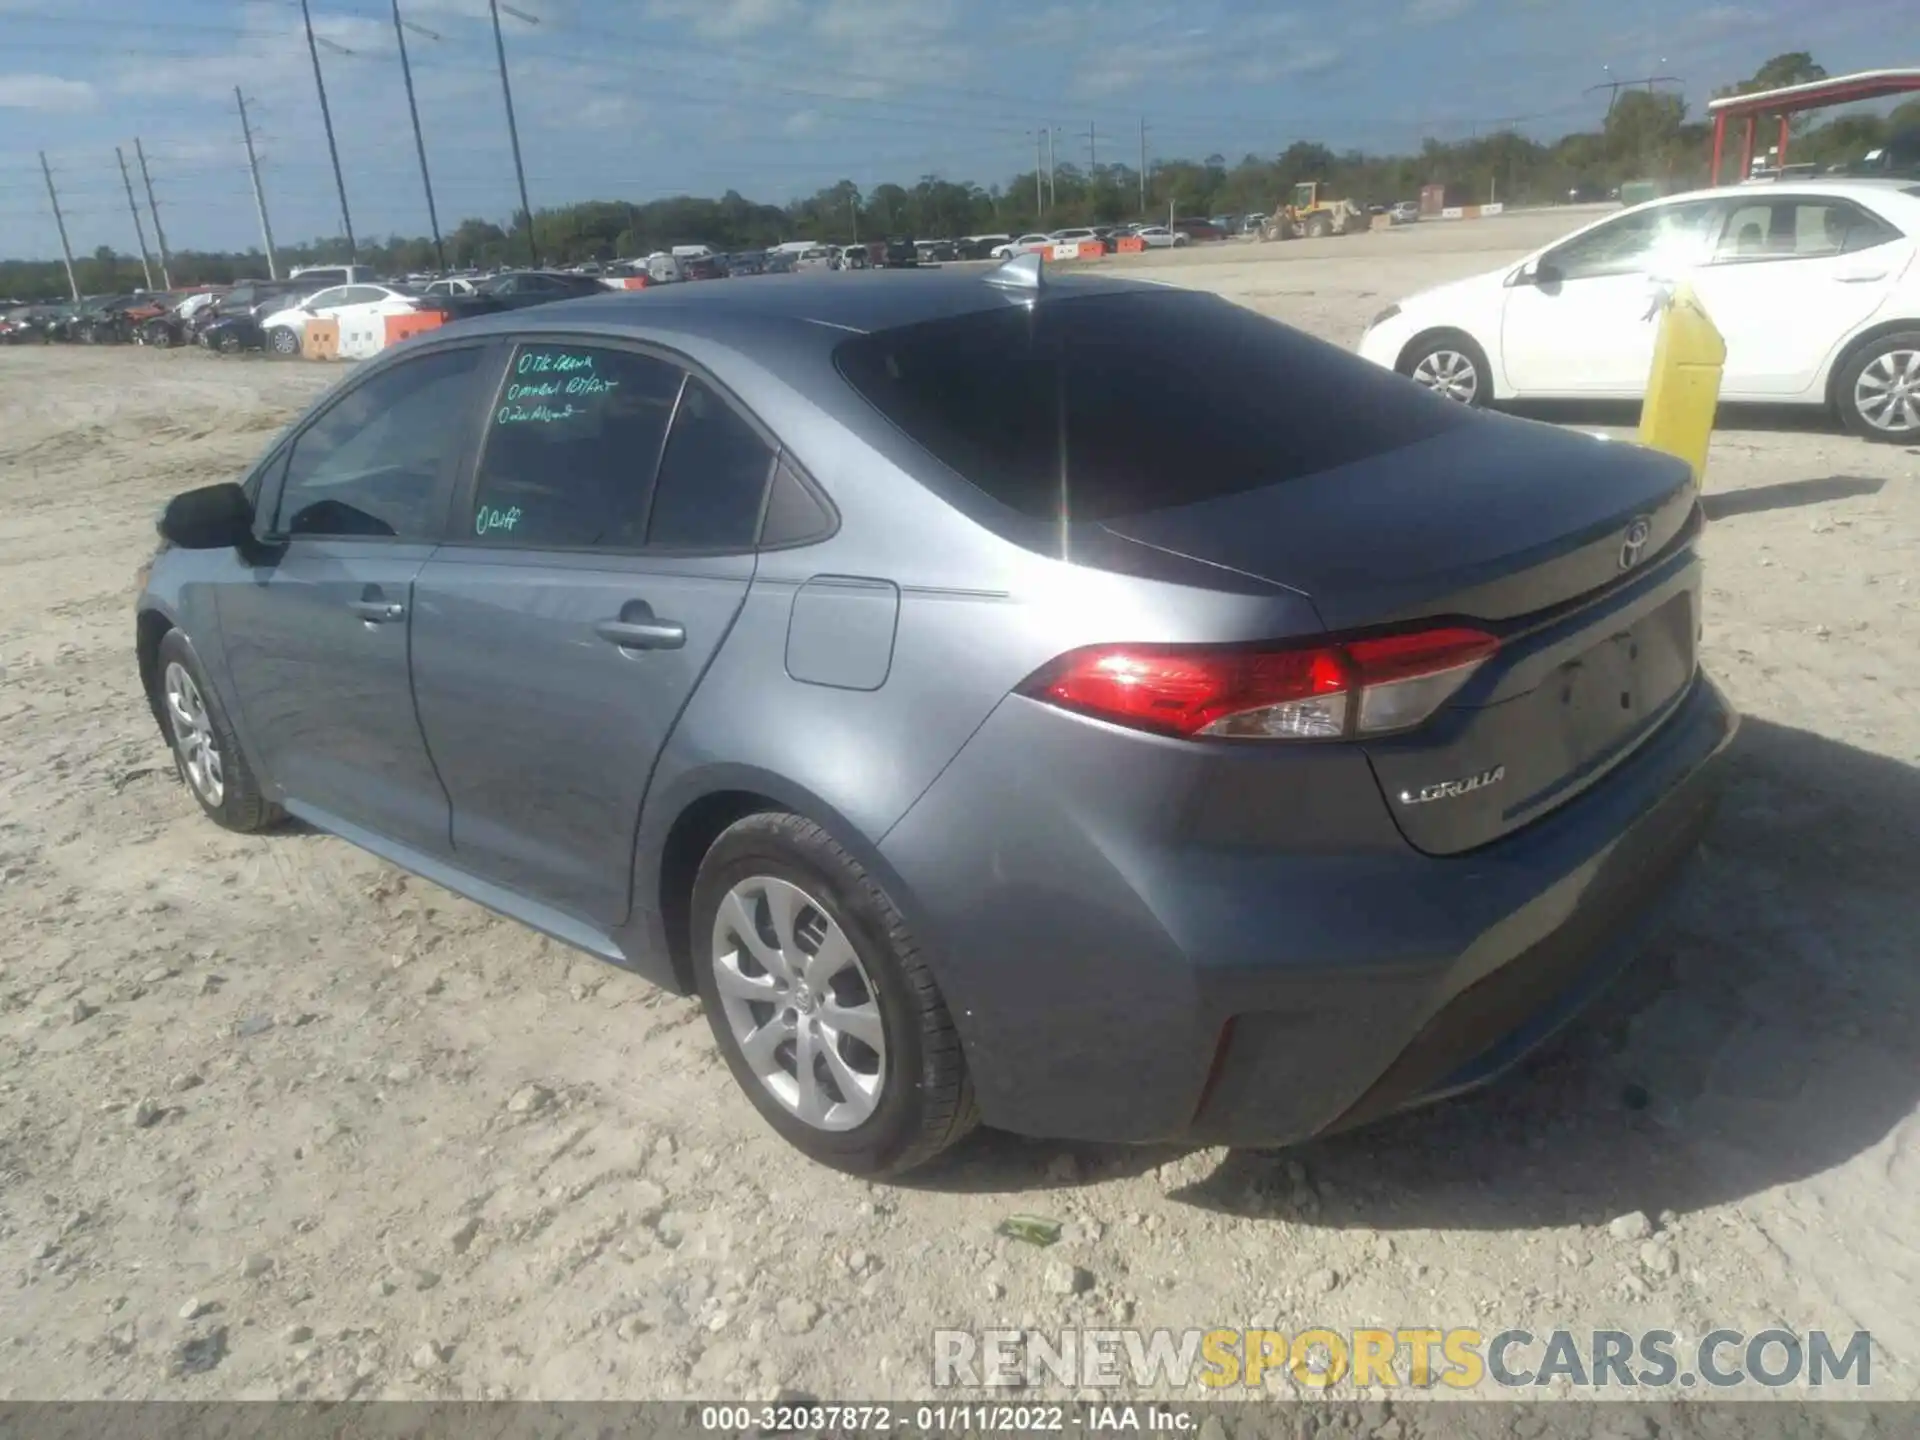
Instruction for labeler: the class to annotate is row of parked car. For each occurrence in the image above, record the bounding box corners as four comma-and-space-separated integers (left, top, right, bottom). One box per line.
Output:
0, 266, 625, 356
0, 238, 946, 354
0, 219, 1225, 357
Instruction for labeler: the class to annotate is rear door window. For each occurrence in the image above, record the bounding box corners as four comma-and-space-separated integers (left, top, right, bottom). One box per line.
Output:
834, 290, 1471, 521
467, 342, 685, 549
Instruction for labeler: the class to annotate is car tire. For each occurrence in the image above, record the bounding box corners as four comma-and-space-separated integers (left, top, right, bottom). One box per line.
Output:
1398, 329, 1493, 407
154, 629, 283, 834
267, 326, 300, 358
691, 812, 977, 1177
1834, 330, 1920, 443
216, 331, 242, 354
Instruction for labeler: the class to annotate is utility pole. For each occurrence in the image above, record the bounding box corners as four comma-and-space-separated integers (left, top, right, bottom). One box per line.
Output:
1088, 121, 1097, 173
489, 0, 539, 267
39, 152, 79, 301
134, 139, 173, 288
392, 0, 446, 271
848, 193, 857, 242
1138, 117, 1148, 215
235, 88, 279, 278
115, 147, 156, 290
300, 0, 356, 260
1044, 128, 1056, 209
1033, 131, 1044, 219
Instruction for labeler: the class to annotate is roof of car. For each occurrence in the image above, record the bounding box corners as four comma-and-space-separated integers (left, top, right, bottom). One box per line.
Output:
1674, 176, 1920, 203
453, 265, 1158, 339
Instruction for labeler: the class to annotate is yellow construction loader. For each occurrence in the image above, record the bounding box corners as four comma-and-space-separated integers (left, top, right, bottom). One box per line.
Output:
1258, 181, 1369, 240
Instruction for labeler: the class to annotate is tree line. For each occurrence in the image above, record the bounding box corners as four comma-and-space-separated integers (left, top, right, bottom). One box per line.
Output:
3, 51, 1913, 302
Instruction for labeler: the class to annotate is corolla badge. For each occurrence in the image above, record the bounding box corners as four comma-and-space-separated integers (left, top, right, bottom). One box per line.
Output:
1618, 517, 1653, 571
1398, 764, 1506, 806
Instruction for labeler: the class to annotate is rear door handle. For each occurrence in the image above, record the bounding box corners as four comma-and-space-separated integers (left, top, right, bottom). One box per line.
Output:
1836, 270, 1886, 283
348, 598, 405, 623
595, 616, 686, 651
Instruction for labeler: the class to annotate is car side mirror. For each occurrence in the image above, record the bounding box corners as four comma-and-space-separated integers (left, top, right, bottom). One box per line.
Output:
158, 482, 253, 550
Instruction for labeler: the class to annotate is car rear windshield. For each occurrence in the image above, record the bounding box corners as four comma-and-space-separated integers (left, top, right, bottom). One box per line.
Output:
833, 290, 1470, 521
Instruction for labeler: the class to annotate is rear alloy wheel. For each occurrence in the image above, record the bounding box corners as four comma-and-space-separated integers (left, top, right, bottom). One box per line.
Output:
1836, 332, 1920, 442
267, 326, 300, 358
691, 812, 976, 1176
1401, 331, 1491, 407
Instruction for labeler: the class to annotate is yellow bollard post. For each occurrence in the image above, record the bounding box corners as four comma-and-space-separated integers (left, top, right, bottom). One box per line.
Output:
1637, 282, 1725, 491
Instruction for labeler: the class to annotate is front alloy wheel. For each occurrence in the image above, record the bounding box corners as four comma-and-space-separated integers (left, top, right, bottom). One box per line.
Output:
1411, 347, 1481, 404
711, 875, 886, 1131
268, 327, 300, 357
163, 660, 224, 808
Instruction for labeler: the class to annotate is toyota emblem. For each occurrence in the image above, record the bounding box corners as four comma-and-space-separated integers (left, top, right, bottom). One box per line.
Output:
1618, 517, 1653, 571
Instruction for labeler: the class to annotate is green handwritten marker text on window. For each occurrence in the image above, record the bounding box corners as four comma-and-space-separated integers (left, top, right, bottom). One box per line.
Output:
476, 504, 522, 537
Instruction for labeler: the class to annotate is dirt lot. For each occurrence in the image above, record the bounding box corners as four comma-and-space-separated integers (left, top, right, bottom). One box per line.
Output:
2, 212, 1917, 1411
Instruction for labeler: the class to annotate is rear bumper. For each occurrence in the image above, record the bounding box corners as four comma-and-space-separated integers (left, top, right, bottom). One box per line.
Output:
878, 670, 1737, 1146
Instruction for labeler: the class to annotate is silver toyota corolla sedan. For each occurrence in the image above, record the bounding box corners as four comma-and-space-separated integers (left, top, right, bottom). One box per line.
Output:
136, 257, 1736, 1175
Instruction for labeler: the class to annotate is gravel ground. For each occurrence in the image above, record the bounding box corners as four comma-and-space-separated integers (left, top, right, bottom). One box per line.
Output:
1, 211, 1916, 1411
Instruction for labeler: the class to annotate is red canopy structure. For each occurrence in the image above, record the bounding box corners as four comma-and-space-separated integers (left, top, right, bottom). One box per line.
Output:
1707, 68, 1920, 184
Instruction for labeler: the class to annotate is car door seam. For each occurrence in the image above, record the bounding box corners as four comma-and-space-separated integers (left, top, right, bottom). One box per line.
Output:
403, 546, 463, 854
617, 549, 761, 924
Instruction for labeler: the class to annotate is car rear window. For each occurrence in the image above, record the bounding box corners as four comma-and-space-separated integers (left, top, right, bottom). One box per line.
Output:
833, 290, 1470, 521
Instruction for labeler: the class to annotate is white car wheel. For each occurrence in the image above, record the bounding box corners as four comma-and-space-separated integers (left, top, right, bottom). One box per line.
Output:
1400, 332, 1491, 407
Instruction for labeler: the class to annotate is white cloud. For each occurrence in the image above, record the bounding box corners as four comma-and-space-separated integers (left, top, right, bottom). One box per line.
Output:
110, 4, 392, 100
0, 73, 97, 112
1234, 44, 1344, 84
783, 108, 823, 136
1404, 0, 1473, 21
1069, 7, 1327, 100
649, 0, 800, 40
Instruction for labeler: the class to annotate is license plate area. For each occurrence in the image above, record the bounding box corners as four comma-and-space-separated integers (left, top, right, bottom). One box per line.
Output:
1363, 585, 1699, 857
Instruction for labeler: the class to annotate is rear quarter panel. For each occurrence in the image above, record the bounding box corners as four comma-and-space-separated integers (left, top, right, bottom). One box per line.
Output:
618, 309, 1326, 993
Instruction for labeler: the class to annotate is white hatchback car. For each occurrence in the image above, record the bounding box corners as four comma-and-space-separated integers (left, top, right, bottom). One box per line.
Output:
1134, 226, 1185, 249
260, 283, 422, 357
1358, 178, 1920, 441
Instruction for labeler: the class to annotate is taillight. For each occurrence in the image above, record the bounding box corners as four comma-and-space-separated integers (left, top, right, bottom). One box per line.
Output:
1019, 626, 1498, 741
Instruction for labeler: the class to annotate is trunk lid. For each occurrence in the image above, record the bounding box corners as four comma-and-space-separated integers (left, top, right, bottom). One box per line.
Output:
1099, 417, 1696, 629
1102, 419, 1703, 854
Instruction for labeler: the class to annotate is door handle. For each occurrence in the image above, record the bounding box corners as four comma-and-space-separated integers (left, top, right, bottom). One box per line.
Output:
1836, 270, 1886, 283
595, 616, 685, 651
348, 598, 405, 623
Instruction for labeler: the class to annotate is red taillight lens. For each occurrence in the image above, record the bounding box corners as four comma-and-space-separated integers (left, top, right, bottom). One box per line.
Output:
1021, 626, 1498, 742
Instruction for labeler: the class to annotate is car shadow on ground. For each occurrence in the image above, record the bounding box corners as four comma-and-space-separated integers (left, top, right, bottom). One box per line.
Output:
916, 719, 1920, 1229
1701, 474, 1885, 520
1504, 399, 1846, 436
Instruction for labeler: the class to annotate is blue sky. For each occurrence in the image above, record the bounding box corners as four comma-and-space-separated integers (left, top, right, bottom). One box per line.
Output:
0, 0, 1904, 259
